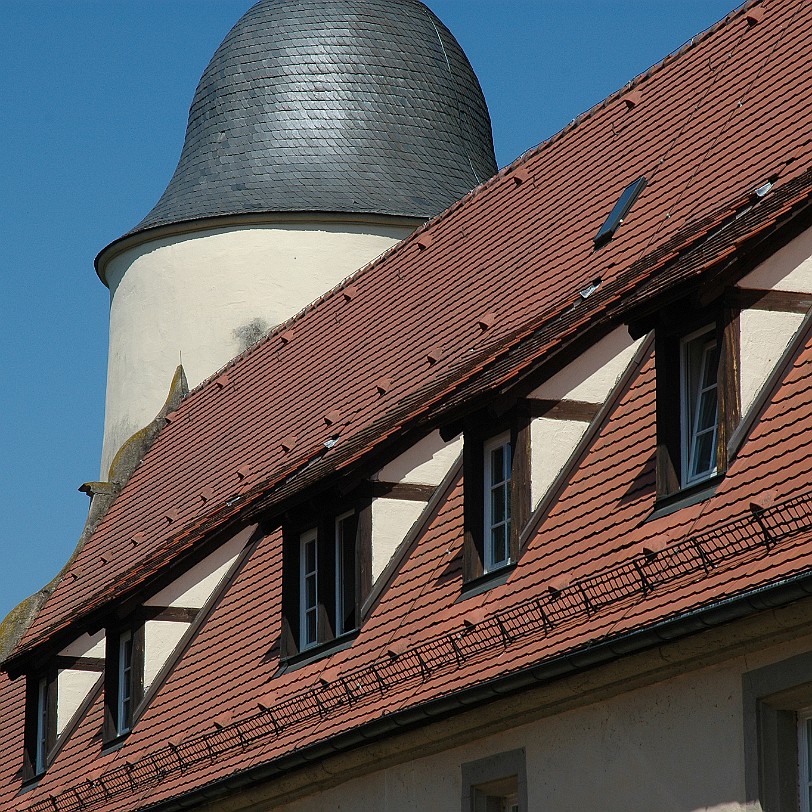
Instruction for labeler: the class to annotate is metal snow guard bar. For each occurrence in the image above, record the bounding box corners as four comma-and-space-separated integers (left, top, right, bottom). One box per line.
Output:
24, 488, 812, 812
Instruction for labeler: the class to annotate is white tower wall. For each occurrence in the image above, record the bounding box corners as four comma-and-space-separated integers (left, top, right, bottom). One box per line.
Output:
98, 215, 417, 479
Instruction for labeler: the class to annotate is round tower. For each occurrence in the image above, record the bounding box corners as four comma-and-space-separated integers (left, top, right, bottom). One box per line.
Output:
95, 0, 497, 479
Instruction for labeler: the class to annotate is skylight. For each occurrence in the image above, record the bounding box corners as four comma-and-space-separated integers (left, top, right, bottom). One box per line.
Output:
594, 176, 647, 248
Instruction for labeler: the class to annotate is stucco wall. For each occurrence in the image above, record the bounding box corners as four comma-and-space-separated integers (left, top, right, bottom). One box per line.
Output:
255, 631, 812, 812
100, 218, 415, 478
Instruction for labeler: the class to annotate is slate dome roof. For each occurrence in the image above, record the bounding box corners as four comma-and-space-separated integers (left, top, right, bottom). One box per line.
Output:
128, 0, 498, 237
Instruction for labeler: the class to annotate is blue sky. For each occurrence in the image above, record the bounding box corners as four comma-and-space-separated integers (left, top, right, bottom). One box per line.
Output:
0, 0, 739, 622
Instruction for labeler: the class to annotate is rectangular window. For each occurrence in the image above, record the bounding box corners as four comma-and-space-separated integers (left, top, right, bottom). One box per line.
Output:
461, 748, 527, 812
35, 677, 49, 775
299, 529, 319, 650
117, 630, 134, 734
463, 407, 531, 585
23, 669, 56, 780
484, 433, 512, 572
654, 301, 739, 501
680, 326, 720, 486
281, 505, 370, 660
103, 625, 144, 741
335, 511, 358, 637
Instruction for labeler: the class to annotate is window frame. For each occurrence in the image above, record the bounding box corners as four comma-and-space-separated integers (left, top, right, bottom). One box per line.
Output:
461, 747, 527, 812
654, 297, 739, 501
103, 624, 144, 742
680, 325, 720, 487
281, 501, 370, 661
483, 432, 513, 573
23, 667, 57, 780
463, 404, 531, 585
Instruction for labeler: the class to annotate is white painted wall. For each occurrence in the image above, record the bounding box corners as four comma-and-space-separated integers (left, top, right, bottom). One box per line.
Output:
145, 532, 246, 609
99, 217, 416, 478
371, 499, 426, 581
529, 328, 642, 403
375, 431, 463, 485
738, 225, 812, 292
58, 630, 105, 659
530, 418, 590, 509
56, 670, 100, 735
739, 308, 805, 415
143, 620, 189, 690
264, 634, 812, 812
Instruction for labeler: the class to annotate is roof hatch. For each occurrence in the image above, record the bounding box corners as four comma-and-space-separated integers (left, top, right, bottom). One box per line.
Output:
594, 176, 647, 248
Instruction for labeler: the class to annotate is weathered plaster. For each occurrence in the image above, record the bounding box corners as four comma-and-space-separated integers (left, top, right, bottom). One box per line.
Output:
145, 532, 246, 609
144, 620, 189, 690
371, 499, 426, 581
58, 630, 105, 659
528, 327, 642, 402
739, 308, 805, 414
738, 224, 812, 292
530, 418, 590, 509
375, 431, 463, 486
100, 218, 415, 476
56, 670, 100, 735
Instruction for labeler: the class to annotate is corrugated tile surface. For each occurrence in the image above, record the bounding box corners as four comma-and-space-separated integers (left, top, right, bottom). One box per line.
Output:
5, 1, 812, 808
18, 0, 812, 660
7, 313, 812, 812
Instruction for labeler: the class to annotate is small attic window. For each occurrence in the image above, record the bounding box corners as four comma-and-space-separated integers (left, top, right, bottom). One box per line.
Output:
594, 176, 647, 248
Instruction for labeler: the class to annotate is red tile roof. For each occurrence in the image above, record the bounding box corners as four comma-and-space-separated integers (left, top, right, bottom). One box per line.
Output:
8, 314, 812, 812
5, 0, 812, 808
12, 0, 812, 663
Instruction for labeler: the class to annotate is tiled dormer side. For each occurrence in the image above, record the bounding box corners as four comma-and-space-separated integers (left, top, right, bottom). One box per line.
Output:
369, 430, 463, 581
527, 327, 645, 508
736, 224, 812, 416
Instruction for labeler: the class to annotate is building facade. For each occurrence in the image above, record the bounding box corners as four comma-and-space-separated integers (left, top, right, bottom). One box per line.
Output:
3, 1, 812, 811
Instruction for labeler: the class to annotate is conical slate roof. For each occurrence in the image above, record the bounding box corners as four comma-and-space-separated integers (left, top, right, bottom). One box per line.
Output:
128, 0, 497, 236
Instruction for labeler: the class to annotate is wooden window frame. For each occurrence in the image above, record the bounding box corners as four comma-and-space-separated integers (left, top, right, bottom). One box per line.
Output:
655, 297, 740, 500
463, 404, 531, 584
23, 667, 57, 780
103, 624, 144, 743
281, 501, 370, 661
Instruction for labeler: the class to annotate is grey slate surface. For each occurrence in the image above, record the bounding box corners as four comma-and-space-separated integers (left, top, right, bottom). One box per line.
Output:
127, 0, 498, 237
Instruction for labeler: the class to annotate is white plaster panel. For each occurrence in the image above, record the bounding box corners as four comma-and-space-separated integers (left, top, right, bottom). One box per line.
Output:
145, 531, 246, 609
529, 327, 642, 403
740, 308, 804, 415
371, 499, 426, 581
738, 225, 812, 292
58, 630, 105, 659
143, 620, 189, 690
375, 431, 463, 486
100, 219, 415, 477
530, 417, 590, 508
56, 669, 100, 735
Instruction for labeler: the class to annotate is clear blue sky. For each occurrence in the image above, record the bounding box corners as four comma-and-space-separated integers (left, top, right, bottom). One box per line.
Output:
0, 0, 739, 622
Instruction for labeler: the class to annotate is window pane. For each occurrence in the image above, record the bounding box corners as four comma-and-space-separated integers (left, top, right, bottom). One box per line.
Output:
491, 446, 504, 483
691, 430, 716, 478
491, 524, 506, 565
492, 485, 505, 523
696, 386, 718, 433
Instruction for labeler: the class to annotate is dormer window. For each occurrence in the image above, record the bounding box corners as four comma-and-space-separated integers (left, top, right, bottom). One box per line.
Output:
463, 407, 530, 586
104, 625, 144, 741
654, 299, 739, 501
483, 433, 512, 572
681, 326, 720, 486
282, 505, 368, 660
23, 670, 55, 778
